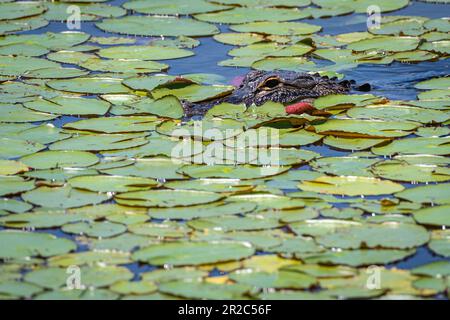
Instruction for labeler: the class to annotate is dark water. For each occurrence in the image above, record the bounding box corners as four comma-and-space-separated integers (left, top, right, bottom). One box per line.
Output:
20, 0, 450, 277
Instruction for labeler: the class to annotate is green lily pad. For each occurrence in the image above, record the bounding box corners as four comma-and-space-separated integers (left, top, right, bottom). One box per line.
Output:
0, 104, 58, 123
396, 183, 450, 204
0, 32, 90, 51
129, 96, 184, 119
123, 0, 230, 15
298, 175, 404, 196
323, 136, 386, 151
0, 16, 48, 35
230, 21, 321, 35
21, 151, 99, 170
348, 36, 420, 52
0, 160, 29, 175
47, 77, 129, 94
252, 57, 316, 72
0, 42, 49, 57
413, 205, 450, 227
148, 202, 257, 220
311, 156, 378, 177
22, 185, 111, 209
43, 2, 126, 21
316, 222, 429, 249
0, 210, 90, 229
132, 241, 255, 266
151, 84, 234, 103
23, 168, 98, 182
98, 45, 194, 60
62, 221, 127, 238
411, 261, 450, 277
128, 221, 190, 239
312, 119, 418, 138
159, 280, 250, 299
164, 178, 254, 193
180, 164, 290, 179
96, 16, 219, 37
415, 77, 450, 90
63, 116, 160, 134
69, 175, 157, 193
372, 137, 450, 156
157, 118, 244, 141
428, 230, 450, 257
49, 133, 148, 151
188, 214, 281, 232
348, 104, 449, 124
0, 176, 35, 197
213, 33, 265, 46
115, 189, 223, 207
313, 94, 385, 110
0, 2, 46, 20
1, 123, 70, 145
0, 230, 76, 259
0, 280, 43, 299
391, 50, 439, 63
24, 96, 111, 116
230, 270, 316, 289
48, 251, 131, 267
141, 268, 207, 284
371, 161, 450, 183
80, 58, 169, 74
110, 280, 157, 295
102, 157, 186, 180
300, 249, 415, 267
25, 265, 133, 290
0, 198, 32, 214
194, 7, 309, 24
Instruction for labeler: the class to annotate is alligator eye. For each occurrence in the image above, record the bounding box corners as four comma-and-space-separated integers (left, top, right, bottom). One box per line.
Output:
260, 77, 281, 89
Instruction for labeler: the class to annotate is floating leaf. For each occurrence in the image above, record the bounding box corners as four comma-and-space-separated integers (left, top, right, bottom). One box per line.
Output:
0, 104, 58, 123
69, 175, 157, 192
47, 77, 129, 94
371, 161, 450, 183
21, 151, 99, 169
428, 230, 450, 257
62, 221, 127, 238
396, 183, 450, 205
24, 96, 110, 116
195, 7, 309, 24
316, 222, 429, 249
132, 241, 255, 266
0, 160, 29, 175
159, 280, 250, 299
49, 133, 148, 151
116, 189, 223, 207
22, 186, 111, 209
312, 119, 418, 138
148, 202, 256, 220
0, 176, 35, 197
413, 205, 450, 227
300, 249, 415, 267
230, 21, 321, 35
63, 116, 160, 134
0, 231, 76, 259
372, 137, 450, 156
348, 36, 420, 52
230, 270, 316, 289
298, 176, 404, 196
96, 16, 219, 37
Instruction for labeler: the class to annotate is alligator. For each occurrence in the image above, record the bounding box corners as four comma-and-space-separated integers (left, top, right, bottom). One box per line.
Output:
182, 70, 370, 117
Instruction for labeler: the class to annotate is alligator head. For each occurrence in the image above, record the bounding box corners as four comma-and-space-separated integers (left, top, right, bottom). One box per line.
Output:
183, 70, 366, 117
225, 70, 353, 106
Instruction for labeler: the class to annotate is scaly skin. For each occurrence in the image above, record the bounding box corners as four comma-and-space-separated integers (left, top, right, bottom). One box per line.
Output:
183, 70, 357, 117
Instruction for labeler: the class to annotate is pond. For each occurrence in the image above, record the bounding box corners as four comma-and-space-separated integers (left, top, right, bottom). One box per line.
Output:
0, 0, 449, 300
